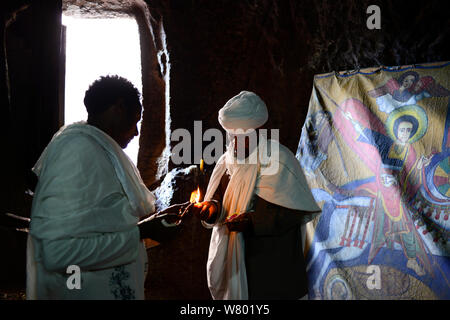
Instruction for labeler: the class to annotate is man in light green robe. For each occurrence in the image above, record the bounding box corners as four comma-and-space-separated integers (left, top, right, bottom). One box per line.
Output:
27, 75, 178, 300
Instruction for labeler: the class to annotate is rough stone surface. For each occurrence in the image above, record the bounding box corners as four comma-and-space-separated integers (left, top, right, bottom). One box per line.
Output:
62, 0, 135, 18
145, 0, 449, 159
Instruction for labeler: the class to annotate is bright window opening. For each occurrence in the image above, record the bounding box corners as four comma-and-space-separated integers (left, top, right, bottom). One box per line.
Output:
62, 15, 142, 164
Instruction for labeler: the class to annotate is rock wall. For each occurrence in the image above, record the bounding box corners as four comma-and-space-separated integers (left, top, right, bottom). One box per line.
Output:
2, 0, 63, 291
143, 0, 449, 163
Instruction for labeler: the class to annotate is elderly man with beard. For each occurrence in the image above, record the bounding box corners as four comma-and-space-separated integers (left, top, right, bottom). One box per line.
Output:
192, 91, 321, 300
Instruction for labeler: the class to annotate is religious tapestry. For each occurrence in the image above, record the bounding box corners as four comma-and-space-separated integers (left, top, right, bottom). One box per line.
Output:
296, 61, 450, 299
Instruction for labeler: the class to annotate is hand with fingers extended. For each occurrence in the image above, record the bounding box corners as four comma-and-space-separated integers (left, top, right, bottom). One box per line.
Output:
225, 212, 252, 233
191, 200, 220, 224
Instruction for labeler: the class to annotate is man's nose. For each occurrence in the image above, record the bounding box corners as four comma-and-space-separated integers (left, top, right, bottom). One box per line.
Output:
134, 126, 139, 137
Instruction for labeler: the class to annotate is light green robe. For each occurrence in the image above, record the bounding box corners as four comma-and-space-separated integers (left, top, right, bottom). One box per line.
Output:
27, 122, 155, 300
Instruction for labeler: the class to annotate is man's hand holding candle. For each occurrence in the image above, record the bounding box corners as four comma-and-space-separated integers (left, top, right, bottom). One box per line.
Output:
158, 202, 191, 224
191, 200, 220, 224
138, 202, 189, 240
225, 211, 252, 233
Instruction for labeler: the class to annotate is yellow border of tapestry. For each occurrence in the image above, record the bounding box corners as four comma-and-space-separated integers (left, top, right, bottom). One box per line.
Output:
386, 105, 428, 143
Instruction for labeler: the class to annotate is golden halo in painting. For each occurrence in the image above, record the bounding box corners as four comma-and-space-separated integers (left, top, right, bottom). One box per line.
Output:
386, 105, 428, 143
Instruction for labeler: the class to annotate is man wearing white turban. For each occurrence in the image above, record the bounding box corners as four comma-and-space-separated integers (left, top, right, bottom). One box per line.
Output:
192, 91, 321, 300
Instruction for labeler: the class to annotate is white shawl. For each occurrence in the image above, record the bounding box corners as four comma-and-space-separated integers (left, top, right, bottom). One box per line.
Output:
203, 138, 320, 300
27, 122, 155, 299
30, 122, 155, 241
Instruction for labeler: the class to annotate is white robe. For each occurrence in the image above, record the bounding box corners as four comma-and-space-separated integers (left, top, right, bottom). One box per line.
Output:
27, 122, 155, 300
203, 139, 320, 300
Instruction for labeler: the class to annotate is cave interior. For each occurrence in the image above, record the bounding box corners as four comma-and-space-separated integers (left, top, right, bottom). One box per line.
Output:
1, 0, 448, 299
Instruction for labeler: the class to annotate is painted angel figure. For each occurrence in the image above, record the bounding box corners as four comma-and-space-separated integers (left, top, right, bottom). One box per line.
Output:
368, 71, 450, 114
333, 99, 433, 276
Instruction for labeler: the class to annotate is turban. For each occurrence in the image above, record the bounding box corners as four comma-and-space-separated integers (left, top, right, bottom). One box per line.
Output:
218, 91, 268, 133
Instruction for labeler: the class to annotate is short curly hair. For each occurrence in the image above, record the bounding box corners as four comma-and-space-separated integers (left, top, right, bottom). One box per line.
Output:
84, 75, 141, 115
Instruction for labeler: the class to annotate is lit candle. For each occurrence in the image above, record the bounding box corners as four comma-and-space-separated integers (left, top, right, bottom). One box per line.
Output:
200, 159, 204, 173
190, 187, 201, 204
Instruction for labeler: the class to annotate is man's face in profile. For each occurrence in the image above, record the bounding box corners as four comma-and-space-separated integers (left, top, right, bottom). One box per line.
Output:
113, 103, 141, 149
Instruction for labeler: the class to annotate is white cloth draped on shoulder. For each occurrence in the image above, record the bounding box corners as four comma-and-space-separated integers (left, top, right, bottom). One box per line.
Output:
27, 121, 155, 299
203, 138, 320, 300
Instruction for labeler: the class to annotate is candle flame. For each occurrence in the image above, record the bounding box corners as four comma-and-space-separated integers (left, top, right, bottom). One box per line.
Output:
190, 187, 201, 203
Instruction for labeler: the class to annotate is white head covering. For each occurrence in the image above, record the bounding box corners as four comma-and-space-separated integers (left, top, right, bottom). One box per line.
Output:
218, 91, 268, 133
